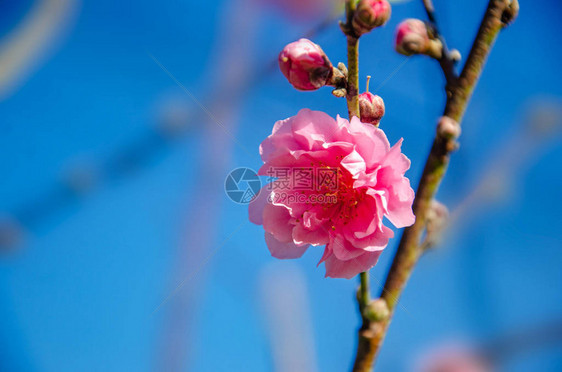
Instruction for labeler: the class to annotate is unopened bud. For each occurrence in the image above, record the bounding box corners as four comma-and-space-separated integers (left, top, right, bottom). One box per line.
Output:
502, 0, 519, 25
359, 92, 385, 126
437, 116, 461, 139
352, 0, 391, 36
425, 200, 449, 247
332, 88, 347, 98
395, 19, 442, 58
449, 49, 462, 63
365, 298, 389, 322
279, 38, 333, 91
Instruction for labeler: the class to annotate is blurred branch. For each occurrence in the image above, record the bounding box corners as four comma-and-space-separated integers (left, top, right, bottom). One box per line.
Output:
260, 264, 319, 372
0, 12, 340, 250
421, 0, 435, 16
483, 318, 562, 364
0, 0, 79, 100
417, 318, 562, 372
449, 97, 562, 230
351, 1, 519, 368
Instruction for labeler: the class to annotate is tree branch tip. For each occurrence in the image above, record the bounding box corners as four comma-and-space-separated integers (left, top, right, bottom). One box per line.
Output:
502, 0, 519, 26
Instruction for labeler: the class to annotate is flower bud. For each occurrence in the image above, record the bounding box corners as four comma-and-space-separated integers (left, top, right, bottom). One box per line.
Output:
437, 116, 461, 139
278, 38, 333, 91
449, 49, 462, 63
425, 200, 448, 247
359, 92, 385, 126
365, 298, 389, 322
395, 19, 442, 58
352, 0, 391, 36
502, 0, 519, 25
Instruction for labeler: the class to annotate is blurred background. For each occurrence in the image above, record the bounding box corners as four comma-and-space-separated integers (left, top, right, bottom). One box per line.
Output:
1, 0, 561, 371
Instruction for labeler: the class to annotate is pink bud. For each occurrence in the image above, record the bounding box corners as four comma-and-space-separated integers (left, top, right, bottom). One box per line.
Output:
395, 19, 431, 56
437, 116, 461, 139
352, 0, 391, 36
278, 38, 333, 91
359, 92, 385, 126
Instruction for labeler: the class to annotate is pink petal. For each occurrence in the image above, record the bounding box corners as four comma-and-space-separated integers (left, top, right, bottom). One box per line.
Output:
340, 149, 366, 178
382, 138, 411, 174
329, 235, 365, 261
262, 202, 294, 242
291, 109, 338, 150
338, 116, 391, 170
386, 181, 416, 228
248, 187, 271, 225
265, 232, 309, 259
260, 117, 299, 163
292, 210, 330, 245
324, 250, 383, 279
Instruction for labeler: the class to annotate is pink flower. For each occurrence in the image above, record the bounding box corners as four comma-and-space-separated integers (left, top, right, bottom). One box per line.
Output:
279, 39, 333, 91
395, 19, 431, 56
352, 0, 391, 36
249, 109, 415, 279
359, 92, 385, 126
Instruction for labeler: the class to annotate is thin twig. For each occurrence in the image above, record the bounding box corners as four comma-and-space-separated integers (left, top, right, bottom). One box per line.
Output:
422, 0, 436, 23
343, 0, 360, 118
358, 272, 370, 312
422, 0, 458, 86
339, 3, 382, 369
346, 36, 360, 118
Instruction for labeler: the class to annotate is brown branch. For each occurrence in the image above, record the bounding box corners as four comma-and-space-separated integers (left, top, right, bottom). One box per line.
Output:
350, 1, 518, 370
342, 0, 361, 118
346, 35, 360, 118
